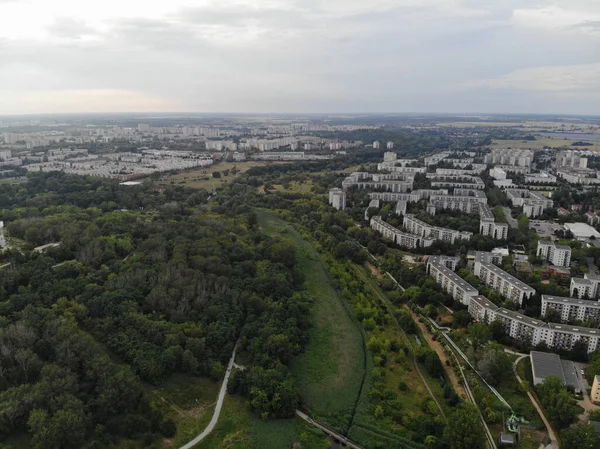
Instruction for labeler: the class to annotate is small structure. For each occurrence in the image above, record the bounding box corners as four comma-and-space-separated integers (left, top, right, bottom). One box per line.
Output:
530, 351, 581, 393
564, 223, 600, 240
592, 375, 600, 403
499, 433, 516, 447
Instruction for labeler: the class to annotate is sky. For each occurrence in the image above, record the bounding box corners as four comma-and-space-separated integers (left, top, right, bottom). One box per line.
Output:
0, 0, 599, 115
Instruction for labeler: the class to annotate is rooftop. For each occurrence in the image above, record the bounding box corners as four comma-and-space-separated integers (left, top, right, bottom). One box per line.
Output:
542, 295, 600, 308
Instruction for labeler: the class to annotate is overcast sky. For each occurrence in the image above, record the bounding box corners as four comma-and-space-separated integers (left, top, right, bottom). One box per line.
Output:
0, 0, 599, 115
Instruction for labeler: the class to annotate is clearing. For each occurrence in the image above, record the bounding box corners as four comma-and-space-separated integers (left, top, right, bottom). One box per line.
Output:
159, 161, 285, 191
255, 210, 365, 430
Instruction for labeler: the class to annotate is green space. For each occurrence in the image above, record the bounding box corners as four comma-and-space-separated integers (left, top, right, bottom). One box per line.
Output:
196, 395, 329, 449
255, 209, 365, 430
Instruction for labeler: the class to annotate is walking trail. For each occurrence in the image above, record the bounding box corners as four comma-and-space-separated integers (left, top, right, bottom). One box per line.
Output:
179, 343, 238, 449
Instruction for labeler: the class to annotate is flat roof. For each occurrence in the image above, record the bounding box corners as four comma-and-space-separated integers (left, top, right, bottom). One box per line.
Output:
565, 222, 600, 239
497, 308, 543, 327
530, 351, 566, 384
542, 295, 600, 308
429, 261, 479, 293
548, 322, 600, 338
479, 261, 536, 293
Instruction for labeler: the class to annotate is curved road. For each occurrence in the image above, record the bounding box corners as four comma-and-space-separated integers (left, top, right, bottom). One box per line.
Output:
504, 350, 559, 449
179, 343, 239, 449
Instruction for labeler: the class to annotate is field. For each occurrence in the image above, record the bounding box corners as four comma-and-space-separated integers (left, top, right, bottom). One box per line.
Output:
255, 210, 366, 430
158, 161, 285, 191
490, 138, 600, 151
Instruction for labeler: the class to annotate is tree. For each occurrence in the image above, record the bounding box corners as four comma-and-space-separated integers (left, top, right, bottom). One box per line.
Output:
477, 343, 512, 386
561, 423, 600, 449
468, 322, 492, 351
537, 376, 580, 429
443, 403, 485, 449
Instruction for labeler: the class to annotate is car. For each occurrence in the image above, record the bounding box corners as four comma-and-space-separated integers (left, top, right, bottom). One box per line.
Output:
581, 369, 586, 377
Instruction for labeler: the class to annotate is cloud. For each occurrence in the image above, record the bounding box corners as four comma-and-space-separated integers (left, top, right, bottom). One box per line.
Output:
0, 89, 185, 114
474, 63, 600, 93
512, 4, 600, 34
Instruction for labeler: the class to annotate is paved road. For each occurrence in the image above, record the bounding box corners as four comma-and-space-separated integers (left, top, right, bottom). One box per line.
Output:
588, 257, 599, 275
506, 351, 559, 449
573, 362, 597, 422
502, 206, 518, 229
295, 410, 366, 449
179, 343, 238, 449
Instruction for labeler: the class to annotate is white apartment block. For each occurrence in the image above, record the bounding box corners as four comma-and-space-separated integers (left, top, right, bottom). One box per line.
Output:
479, 204, 509, 240
386, 141, 394, 149
328, 188, 346, 210
403, 214, 473, 244
525, 172, 557, 184
495, 165, 531, 175
541, 295, 600, 323
570, 273, 600, 299
474, 259, 535, 306
427, 174, 486, 190
342, 172, 414, 193
536, 240, 571, 267
365, 199, 380, 220
484, 148, 533, 167
436, 168, 482, 176
370, 216, 433, 249
424, 152, 451, 166
505, 189, 553, 218
489, 167, 507, 180
369, 191, 420, 203
556, 168, 600, 185
469, 296, 600, 353
426, 260, 479, 305
429, 189, 488, 214
556, 151, 588, 169
373, 141, 381, 149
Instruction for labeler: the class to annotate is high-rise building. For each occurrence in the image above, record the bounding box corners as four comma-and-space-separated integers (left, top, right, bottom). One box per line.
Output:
386, 141, 394, 149
537, 241, 571, 267
328, 188, 346, 210
556, 151, 588, 169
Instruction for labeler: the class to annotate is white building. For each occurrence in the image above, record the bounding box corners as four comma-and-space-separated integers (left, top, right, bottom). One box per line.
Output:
474, 256, 535, 306
505, 189, 553, 218
386, 141, 394, 150
370, 216, 433, 249
403, 214, 472, 244
536, 240, 571, 267
564, 223, 600, 240
556, 151, 588, 169
426, 259, 479, 305
542, 295, 600, 323
484, 148, 533, 167
328, 188, 346, 210
525, 172, 557, 184
490, 167, 507, 180
373, 141, 380, 149
479, 204, 509, 240
570, 273, 600, 299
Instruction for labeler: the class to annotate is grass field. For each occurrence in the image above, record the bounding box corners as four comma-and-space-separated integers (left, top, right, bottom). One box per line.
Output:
196, 395, 329, 449
255, 210, 365, 431
159, 161, 285, 191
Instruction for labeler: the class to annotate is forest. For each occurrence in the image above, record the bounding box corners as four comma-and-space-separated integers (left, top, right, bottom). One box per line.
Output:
0, 172, 309, 447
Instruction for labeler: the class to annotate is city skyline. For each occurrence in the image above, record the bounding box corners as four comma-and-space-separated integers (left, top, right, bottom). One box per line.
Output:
0, 0, 599, 115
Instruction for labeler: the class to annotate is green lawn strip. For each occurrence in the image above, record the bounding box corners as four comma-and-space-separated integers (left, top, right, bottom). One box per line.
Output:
255, 210, 365, 431
196, 395, 329, 449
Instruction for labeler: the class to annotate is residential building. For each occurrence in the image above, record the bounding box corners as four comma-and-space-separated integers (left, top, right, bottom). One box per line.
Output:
328, 188, 346, 210
424, 152, 451, 166
484, 148, 533, 167
426, 259, 479, 305
429, 189, 487, 214
489, 167, 507, 180
370, 216, 433, 249
557, 208, 569, 216
403, 214, 473, 244
570, 273, 600, 299
386, 141, 394, 149
557, 167, 600, 185
495, 165, 531, 174
342, 172, 414, 193
373, 141, 380, 149
474, 259, 535, 305
541, 295, 600, 323
536, 240, 571, 267
505, 189, 553, 218
467, 297, 600, 353
586, 212, 600, 226
365, 199, 380, 220
479, 204, 509, 240
556, 151, 588, 169
525, 172, 557, 184
592, 376, 600, 403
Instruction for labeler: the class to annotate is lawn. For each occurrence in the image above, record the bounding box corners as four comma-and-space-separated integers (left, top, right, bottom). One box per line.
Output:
159, 161, 285, 191
255, 210, 365, 431
197, 395, 329, 449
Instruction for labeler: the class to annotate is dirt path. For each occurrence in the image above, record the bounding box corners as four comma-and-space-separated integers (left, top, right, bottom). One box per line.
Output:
366, 263, 384, 279
405, 307, 467, 398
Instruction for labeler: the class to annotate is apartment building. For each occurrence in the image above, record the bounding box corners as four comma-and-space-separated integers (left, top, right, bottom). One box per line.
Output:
365, 199, 380, 220
484, 148, 533, 167
525, 172, 557, 184
426, 260, 479, 305
342, 172, 414, 193
495, 165, 531, 175
505, 189, 553, 218
403, 214, 473, 244
428, 255, 460, 271
424, 152, 451, 166
468, 296, 600, 353
474, 259, 535, 306
556, 168, 600, 185
328, 188, 347, 210
426, 173, 486, 190
489, 167, 507, 180
541, 295, 600, 323
479, 204, 509, 240
556, 151, 588, 169
429, 189, 487, 214
536, 240, 571, 267
570, 273, 600, 299
370, 216, 433, 249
